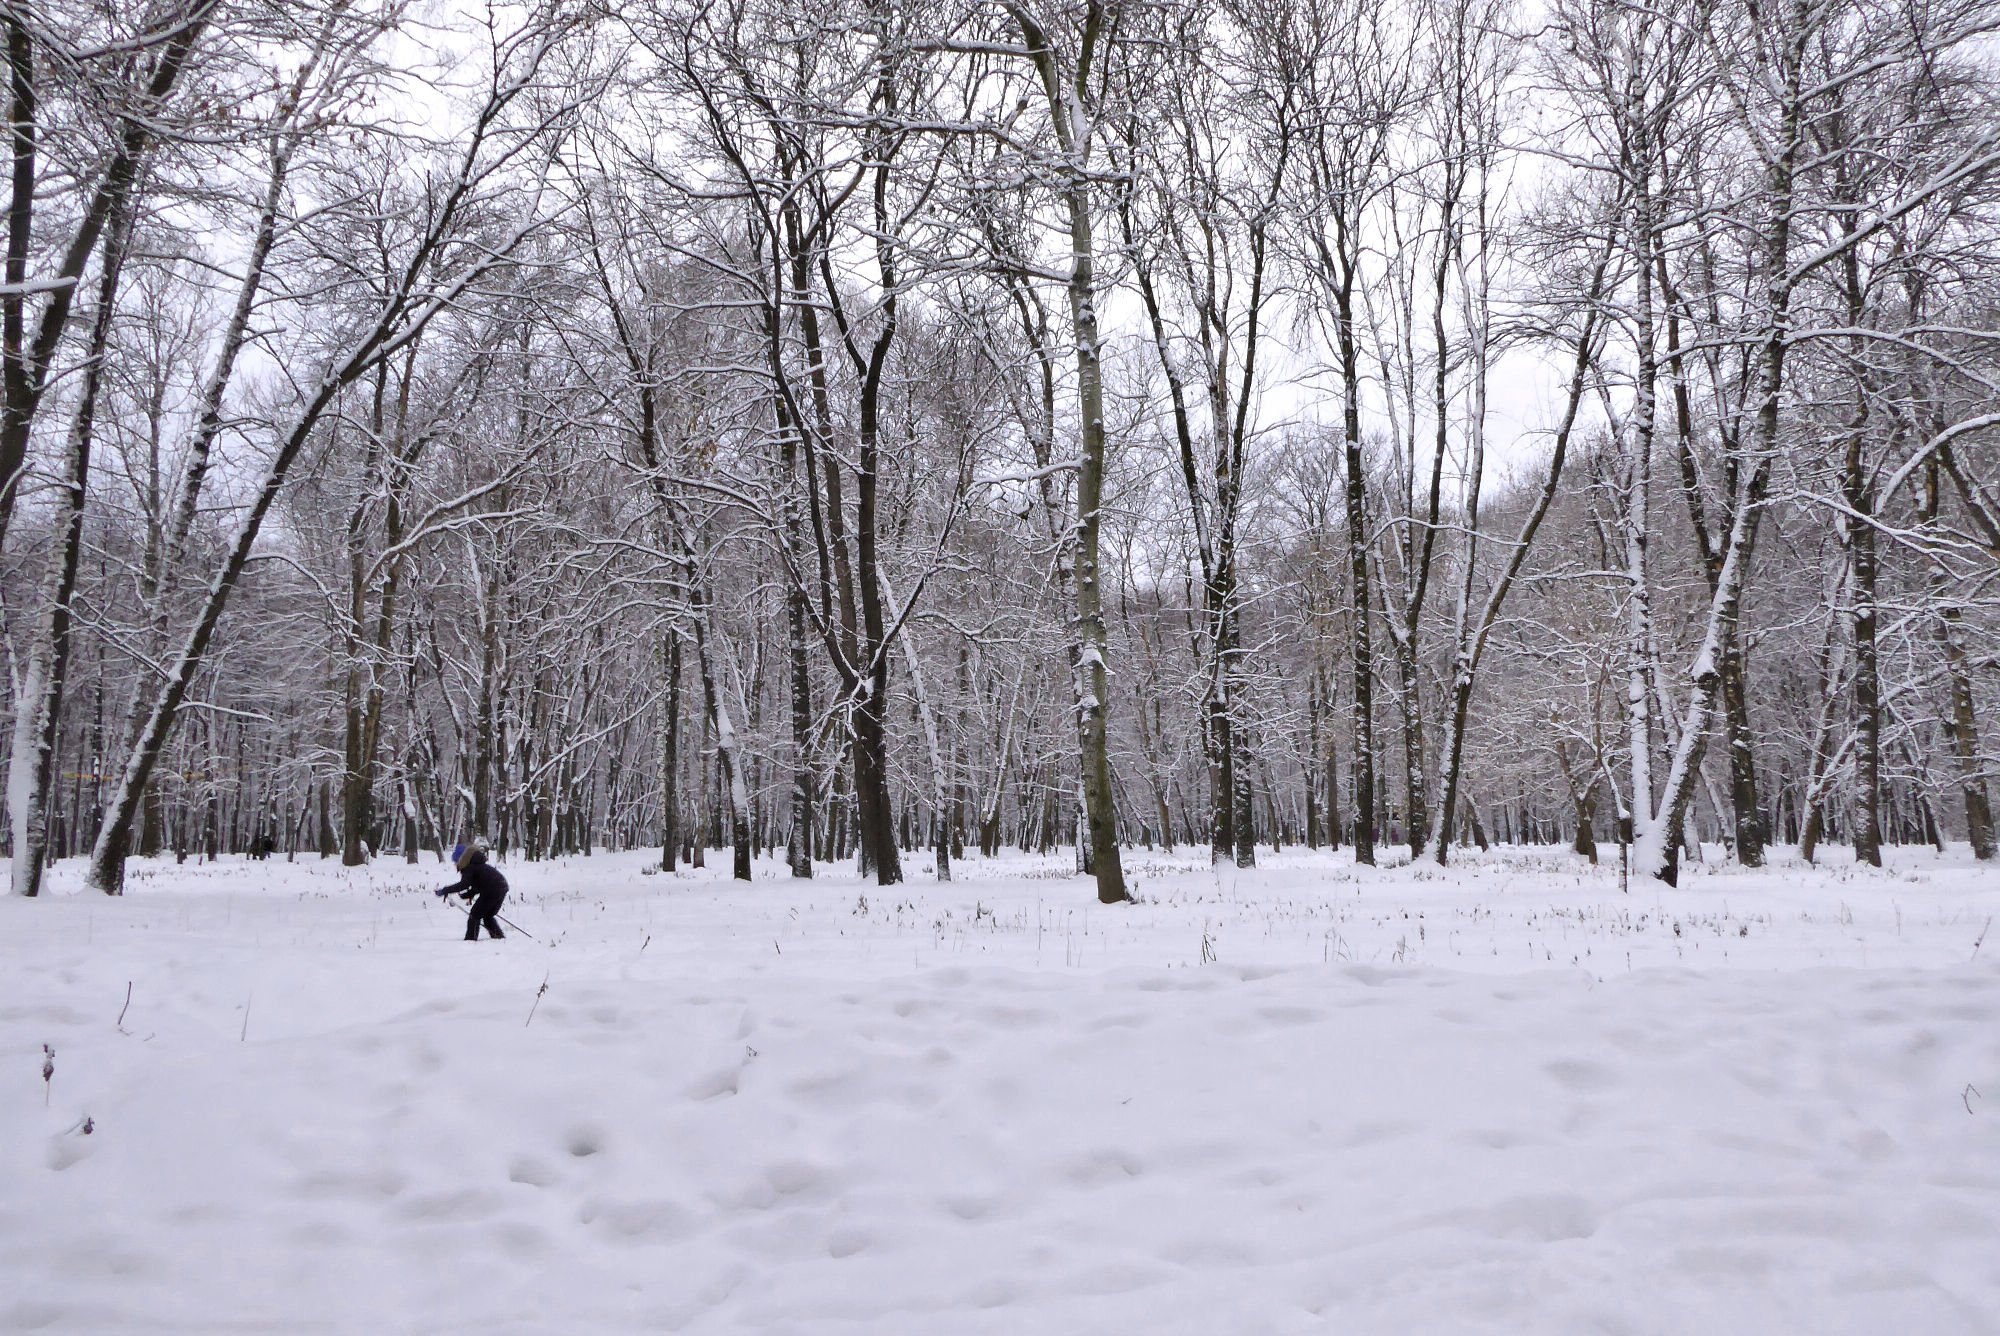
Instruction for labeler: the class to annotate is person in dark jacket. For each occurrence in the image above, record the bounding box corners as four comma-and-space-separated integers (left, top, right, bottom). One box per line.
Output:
437, 840, 509, 940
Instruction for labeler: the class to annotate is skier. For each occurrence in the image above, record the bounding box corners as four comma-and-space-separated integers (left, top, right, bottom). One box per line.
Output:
437, 839, 509, 941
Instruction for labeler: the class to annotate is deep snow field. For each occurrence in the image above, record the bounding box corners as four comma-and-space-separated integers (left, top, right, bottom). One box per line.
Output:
4, 842, 1998, 1335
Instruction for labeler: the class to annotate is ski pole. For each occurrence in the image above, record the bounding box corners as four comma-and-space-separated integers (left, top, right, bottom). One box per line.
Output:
439, 893, 535, 940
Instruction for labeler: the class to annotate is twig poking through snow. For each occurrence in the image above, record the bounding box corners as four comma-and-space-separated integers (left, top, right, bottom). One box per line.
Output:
42, 1045, 53, 1106
240, 992, 252, 1042
1974, 918, 1991, 960
117, 982, 132, 1032
1966, 1084, 1981, 1115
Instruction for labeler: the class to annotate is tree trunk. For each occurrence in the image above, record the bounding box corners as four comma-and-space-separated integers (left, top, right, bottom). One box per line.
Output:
1340, 312, 1376, 867
1006, 0, 1127, 904
884, 573, 951, 881
659, 628, 681, 871
1846, 440, 1883, 868
849, 513, 901, 885
1718, 637, 1764, 865
1230, 713, 1256, 866
1918, 382, 1995, 861
1635, 456, 1770, 884
1062, 205, 1127, 898
8, 199, 129, 895
784, 579, 816, 877
1391, 636, 1427, 855
687, 533, 751, 882
1937, 607, 1994, 859
1573, 791, 1598, 863
1323, 676, 1344, 852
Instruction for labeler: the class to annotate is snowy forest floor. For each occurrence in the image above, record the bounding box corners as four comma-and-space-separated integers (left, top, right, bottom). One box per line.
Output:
4, 845, 1998, 1334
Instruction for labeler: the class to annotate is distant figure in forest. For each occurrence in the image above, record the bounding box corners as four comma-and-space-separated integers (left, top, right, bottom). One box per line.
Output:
436, 839, 509, 941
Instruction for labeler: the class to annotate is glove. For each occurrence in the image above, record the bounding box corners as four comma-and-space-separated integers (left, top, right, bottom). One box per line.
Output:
435, 887, 450, 899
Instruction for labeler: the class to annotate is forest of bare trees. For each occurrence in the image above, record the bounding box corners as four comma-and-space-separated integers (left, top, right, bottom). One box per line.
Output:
4, 0, 1998, 900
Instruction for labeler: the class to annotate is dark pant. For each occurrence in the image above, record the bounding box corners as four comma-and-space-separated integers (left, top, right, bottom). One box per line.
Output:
464, 890, 506, 940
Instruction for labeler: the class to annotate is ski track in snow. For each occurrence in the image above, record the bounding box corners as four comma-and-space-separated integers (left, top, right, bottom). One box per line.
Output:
3, 846, 1998, 1334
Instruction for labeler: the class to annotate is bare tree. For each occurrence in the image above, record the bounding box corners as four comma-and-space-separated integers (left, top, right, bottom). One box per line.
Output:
84, 1, 590, 892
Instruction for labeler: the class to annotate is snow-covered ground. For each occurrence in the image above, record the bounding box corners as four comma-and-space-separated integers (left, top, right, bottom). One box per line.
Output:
4, 845, 1998, 1334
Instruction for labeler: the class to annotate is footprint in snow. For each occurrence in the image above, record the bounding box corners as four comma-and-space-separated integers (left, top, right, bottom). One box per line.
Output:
395, 1188, 504, 1223
1545, 1057, 1618, 1092
941, 1190, 1002, 1220
577, 1197, 693, 1240
826, 1226, 870, 1258
685, 1066, 740, 1101
1469, 1192, 1599, 1242
1255, 1005, 1327, 1026
764, 1158, 829, 1198
1060, 1147, 1144, 1187
293, 1167, 406, 1200
509, 1155, 559, 1187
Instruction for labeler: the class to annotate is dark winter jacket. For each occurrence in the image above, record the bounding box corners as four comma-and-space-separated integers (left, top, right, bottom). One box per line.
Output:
441, 853, 509, 904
